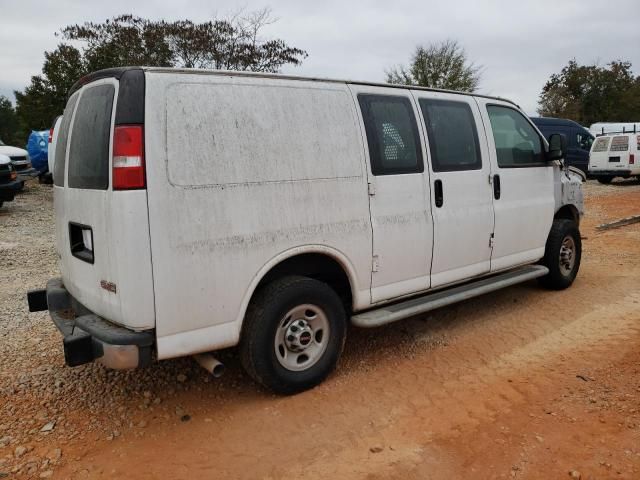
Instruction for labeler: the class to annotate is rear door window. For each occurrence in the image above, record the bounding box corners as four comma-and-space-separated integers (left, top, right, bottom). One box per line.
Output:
358, 94, 423, 175
53, 93, 79, 187
592, 137, 610, 152
420, 99, 481, 172
609, 136, 629, 152
68, 84, 115, 190
487, 106, 544, 167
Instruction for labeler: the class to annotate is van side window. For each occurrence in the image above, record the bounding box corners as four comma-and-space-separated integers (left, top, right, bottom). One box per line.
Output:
53, 93, 79, 187
487, 106, 545, 167
68, 84, 115, 190
420, 99, 481, 172
577, 132, 593, 151
358, 94, 423, 175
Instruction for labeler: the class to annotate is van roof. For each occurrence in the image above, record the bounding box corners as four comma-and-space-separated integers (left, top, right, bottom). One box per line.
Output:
68, 66, 520, 108
530, 117, 586, 128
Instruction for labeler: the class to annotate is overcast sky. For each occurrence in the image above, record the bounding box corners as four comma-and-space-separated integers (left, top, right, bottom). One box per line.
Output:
1, 0, 639, 114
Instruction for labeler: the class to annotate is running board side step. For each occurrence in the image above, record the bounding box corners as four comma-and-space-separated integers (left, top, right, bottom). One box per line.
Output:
351, 265, 549, 328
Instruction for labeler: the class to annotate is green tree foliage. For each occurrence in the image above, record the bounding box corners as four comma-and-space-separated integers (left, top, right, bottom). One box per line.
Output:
386, 40, 481, 92
14, 44, 84, 138
0, 95, 19, 145
538, 60, 640, 124
15, 10, 307, 137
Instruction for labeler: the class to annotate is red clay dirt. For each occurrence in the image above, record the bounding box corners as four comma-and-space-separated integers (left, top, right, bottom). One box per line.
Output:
3, 180, 640, 479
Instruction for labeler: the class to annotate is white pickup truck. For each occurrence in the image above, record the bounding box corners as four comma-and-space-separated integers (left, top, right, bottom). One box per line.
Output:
28, 67, 584, 394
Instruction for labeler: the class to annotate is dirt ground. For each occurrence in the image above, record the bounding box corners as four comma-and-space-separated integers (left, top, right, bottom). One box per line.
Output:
1, 179, 639, 480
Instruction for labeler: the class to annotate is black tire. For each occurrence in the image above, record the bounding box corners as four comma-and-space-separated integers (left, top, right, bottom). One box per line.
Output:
240, 275, 347, 395
17, 181, 25, 191
538, 219, 581, 290
597, 176, 613, 184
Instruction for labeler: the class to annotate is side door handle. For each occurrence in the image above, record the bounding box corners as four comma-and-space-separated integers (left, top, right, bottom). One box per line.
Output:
434, 179, 443, 208
493, 174, 501, 200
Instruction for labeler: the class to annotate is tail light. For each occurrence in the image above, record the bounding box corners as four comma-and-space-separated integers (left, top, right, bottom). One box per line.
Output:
630, 154, 635, 165
112, 125, 145, 190
48, 128, 53, 144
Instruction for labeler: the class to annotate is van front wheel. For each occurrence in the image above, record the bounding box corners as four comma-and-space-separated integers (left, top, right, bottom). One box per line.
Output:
240, 276, 347, 395
538, 219, 582, 290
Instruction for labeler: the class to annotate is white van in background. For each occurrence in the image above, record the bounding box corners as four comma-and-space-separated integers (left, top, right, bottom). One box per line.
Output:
590, 122, 640, 137
28, 67, 584, 394
589, 132, 640, 183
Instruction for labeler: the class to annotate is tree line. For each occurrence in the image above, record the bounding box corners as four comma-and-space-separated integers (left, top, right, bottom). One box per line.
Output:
1, 14, 639, 146
1, 10, 307, 144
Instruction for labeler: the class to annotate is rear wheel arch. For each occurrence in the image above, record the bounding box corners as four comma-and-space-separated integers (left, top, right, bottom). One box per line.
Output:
554, 204, 580, 227
235, 248, 359, 336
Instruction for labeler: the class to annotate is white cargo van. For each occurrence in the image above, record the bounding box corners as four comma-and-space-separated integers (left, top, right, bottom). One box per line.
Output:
28, 67, 584, 394
588, 132, 640, 183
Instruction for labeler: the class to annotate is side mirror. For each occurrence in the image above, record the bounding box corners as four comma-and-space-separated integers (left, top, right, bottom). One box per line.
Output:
547, 133, 567, 161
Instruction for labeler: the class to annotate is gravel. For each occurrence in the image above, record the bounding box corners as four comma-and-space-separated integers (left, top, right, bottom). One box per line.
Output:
0, 181, 227, 477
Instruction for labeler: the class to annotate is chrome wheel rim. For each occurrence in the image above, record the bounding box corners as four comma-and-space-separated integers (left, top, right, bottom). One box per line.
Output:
559, 235, 576, 276
274, 304, 330, 372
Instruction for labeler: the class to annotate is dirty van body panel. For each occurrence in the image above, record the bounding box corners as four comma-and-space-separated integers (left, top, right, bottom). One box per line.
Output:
144, 73, 372, 359
54, 74, 155, 331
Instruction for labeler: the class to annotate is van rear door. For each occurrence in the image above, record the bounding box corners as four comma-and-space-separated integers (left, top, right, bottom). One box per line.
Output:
53, 70, 155, 331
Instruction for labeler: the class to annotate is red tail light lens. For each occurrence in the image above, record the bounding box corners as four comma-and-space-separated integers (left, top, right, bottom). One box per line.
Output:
113, 125, 145, 190
630, 154, 635, 165
48, 128, 53, 144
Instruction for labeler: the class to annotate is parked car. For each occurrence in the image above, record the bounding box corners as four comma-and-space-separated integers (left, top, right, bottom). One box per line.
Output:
28, 67, 584, 394
588, 131, 640, 183
0, 138, 38, 189
530, 117, 594, 175
0, 154, 21, 208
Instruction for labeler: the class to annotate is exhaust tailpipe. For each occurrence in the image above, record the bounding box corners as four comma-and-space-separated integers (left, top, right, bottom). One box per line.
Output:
193, 353, 225, 378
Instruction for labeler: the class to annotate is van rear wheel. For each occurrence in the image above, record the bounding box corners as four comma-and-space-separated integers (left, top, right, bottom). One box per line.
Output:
538, 219, 581, 290
597, 176, 613, 184
239, 275, 347, 395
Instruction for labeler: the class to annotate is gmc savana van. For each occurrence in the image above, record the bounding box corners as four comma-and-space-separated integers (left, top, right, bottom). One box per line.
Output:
28, 67, 584, 394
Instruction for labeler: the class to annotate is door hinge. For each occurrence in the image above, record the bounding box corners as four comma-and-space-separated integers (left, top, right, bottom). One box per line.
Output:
488, 174, 493, 185
372, 255, 380, 272
368, 182, 376, 196
489, 233, 495, 249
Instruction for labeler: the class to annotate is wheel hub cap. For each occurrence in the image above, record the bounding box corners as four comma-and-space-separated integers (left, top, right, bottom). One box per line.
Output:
559, 236, 576, 275
285, 319, 314, 352
274, 304, 330, 372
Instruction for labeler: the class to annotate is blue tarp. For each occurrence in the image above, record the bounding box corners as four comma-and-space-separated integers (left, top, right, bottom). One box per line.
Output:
26, 130, 49, 173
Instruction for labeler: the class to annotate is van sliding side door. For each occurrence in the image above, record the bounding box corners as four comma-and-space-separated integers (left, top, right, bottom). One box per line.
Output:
349, 84, 433, 303
412, 91, 495, 288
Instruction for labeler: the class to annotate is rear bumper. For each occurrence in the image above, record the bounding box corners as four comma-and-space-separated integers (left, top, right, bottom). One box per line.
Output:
589, 169, 632, 178
27, 278, 154, 369
16, 167, 38, 181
